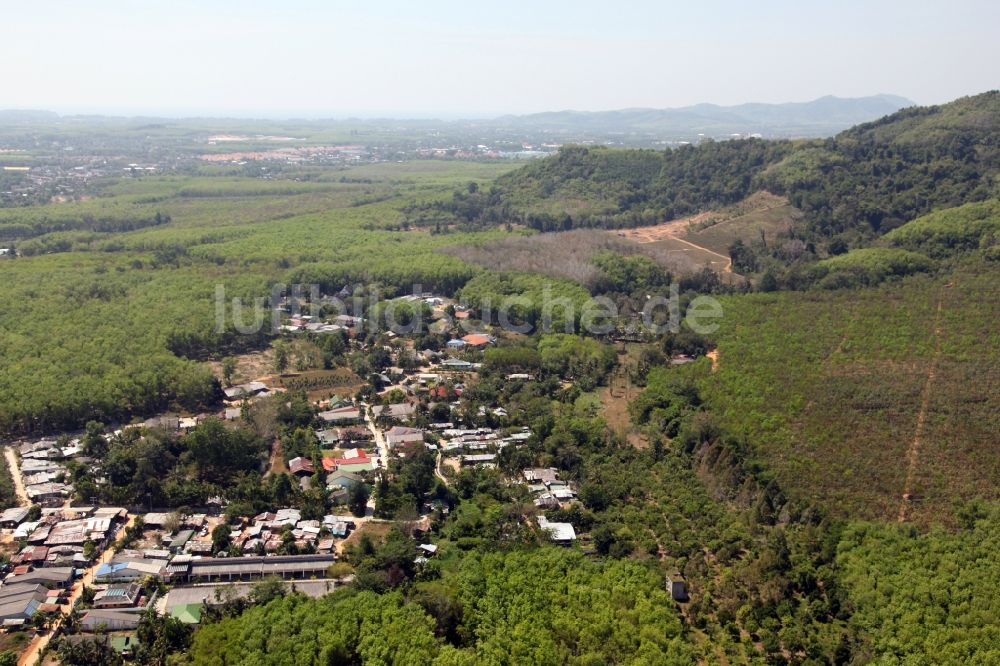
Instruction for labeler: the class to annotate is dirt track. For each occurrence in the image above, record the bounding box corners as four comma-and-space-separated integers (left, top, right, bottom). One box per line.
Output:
706, 349, 720, 372
616, 214, 712, 243
897, 292, 945, 523
4, 447, 28, 506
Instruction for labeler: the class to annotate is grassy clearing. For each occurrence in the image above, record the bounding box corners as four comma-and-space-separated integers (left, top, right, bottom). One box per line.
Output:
683, 200, 801, 256
443, 228, 697, 287
647, 237, 730, 273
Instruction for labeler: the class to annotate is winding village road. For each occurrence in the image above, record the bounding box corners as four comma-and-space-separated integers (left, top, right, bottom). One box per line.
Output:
434, 450, 450, 488
3, 446, 29, 507
363, 406, 390, 472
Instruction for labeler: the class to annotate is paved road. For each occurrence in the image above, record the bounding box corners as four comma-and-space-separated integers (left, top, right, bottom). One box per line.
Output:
363, 406, 390, 471
17, 513, 135, 666
3, 446, 28, 506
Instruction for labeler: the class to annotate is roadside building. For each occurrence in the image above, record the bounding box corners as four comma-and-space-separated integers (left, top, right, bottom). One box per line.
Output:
93, 582, 143, 609
318, 406, 363, 424
4, 566, 74, 589
81, 609, 142, 632
171, 554, 336, 583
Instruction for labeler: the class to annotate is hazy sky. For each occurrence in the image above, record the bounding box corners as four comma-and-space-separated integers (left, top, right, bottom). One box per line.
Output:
2, 0, 997, 117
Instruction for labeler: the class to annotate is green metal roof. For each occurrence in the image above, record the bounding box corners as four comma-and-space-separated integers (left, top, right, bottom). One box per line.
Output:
170, 602, 202, 624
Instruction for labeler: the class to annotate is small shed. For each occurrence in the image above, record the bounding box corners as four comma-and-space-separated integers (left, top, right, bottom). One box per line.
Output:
666, 572, 687, 601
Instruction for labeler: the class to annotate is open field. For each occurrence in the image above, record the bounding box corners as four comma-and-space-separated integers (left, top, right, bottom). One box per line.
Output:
444, 228, 707, 286
683, 198, 801, 256
647, 237, 731, 273
704, 260, 1000, 524
614, 191, 800, 276
616, 219, 733, 274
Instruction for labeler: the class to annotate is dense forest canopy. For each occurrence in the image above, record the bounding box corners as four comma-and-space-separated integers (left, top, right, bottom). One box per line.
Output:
186, 549, 695, 665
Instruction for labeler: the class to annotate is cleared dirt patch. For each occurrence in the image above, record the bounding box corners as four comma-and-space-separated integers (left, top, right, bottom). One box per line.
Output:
706, 349, 719, 372
647, 237, 731, 273
339, 522, 393, 554
208, 349, 275, 386
615, 192, 799, 280
599, 344, 651, 448
615, 212, 735, 279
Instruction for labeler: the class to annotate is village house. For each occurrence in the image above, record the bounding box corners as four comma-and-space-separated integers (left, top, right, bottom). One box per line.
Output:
4, 566, 75, 589
20, 459, 60, 474
534, 493, 560, 510
523, 468, 560, 485
537, 516, 576, 545
168, 530, 195, 554
371, 402, 416, 422
460, 453, 497, 467
223, 381, 269, 400
323, 448, 375, 474
318, 405, 363, 424
318, 426, 372, 446
0, 584, 46, 623
666, 573, 688, 601
385, 426, 424, 448
94, 559, 166, 583
461, 333, 495, 348
326, 471, 362, 490
44, 516, 114, 549
11, 546, 48, 568
26, 482, 72, 505
288, 457, 315, 477
0, 507, 30, 528
440, 358, 475, 370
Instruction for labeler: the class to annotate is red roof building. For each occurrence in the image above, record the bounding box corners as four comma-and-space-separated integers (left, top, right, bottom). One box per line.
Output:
461, 333, 494, 347
323, 450, 373, 472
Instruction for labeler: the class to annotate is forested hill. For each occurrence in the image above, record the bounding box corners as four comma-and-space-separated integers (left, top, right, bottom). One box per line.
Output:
432, 91, 1000, 245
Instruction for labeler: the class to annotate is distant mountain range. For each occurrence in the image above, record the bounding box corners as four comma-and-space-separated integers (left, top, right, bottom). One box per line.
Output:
0, 109, 60, 124
0, 94, 916, 140
491, 94, 916, 138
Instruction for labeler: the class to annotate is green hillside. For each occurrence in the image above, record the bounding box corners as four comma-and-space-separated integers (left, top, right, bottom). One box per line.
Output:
883, 198, 1000, 258
760, 91, 1000, 239
703, 259, 1000, 524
